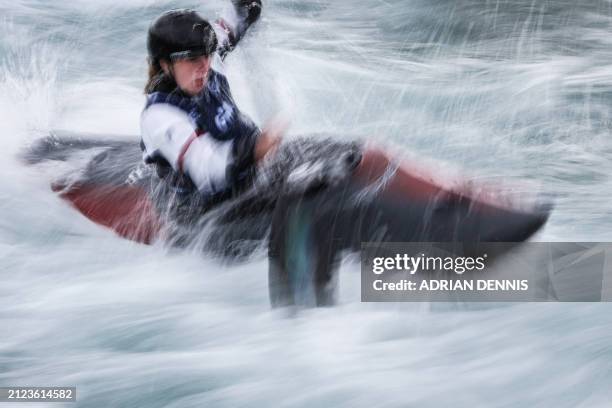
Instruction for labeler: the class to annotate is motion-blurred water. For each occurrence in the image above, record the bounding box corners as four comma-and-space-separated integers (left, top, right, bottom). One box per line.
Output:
1, 0, 611, 406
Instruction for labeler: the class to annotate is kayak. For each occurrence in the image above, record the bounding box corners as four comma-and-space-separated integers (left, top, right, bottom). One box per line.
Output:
268, 147, 551, 306
24, 131, 551, 306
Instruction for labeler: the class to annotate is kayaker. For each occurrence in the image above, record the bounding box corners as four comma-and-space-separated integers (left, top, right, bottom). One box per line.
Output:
141, 1, 280, 208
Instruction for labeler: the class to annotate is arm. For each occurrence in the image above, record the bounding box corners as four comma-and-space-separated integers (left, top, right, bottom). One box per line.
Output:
204, 71, 282, 163
215, 0, 263, 60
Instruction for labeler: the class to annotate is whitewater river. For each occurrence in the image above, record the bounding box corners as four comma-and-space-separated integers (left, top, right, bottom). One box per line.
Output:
1, 0, 611, 406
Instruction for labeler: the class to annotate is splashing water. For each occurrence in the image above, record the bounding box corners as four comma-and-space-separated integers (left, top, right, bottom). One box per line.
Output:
1, 0, 611, 407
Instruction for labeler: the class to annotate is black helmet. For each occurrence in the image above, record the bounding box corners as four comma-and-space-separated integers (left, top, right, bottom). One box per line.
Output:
147, 9, 218, 64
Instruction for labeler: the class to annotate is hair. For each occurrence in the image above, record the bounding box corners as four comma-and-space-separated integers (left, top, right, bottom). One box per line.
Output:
144, 58, 162, 94
144, 58, 178, 94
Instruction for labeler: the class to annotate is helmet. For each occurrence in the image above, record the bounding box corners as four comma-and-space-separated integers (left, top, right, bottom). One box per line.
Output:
147, 9, 218, 63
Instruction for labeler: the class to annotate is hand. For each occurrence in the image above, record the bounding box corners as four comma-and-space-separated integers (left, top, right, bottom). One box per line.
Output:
254, 116, 288, 162
232, 0, 262, 25
254, 133, 280, 162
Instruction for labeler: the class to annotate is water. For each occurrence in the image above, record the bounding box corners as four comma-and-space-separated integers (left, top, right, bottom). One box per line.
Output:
1, 0, 611, 406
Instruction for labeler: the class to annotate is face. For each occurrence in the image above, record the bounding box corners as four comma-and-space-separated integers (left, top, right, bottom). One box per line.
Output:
161, 55, 212, 96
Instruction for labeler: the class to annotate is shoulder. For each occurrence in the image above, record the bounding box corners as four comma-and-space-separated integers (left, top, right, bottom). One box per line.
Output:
146, 90, 197, 113
141, 103, 192, 127
208, 69, 230, 90
140, 103, 196, 147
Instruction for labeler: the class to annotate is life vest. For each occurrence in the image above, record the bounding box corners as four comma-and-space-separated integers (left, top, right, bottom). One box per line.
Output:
141, 70, 260, 202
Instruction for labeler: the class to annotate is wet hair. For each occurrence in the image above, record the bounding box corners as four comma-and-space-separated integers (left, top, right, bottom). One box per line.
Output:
144, 58, 177, 94
144, 59, 160, 94
145, 58, 162, 94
